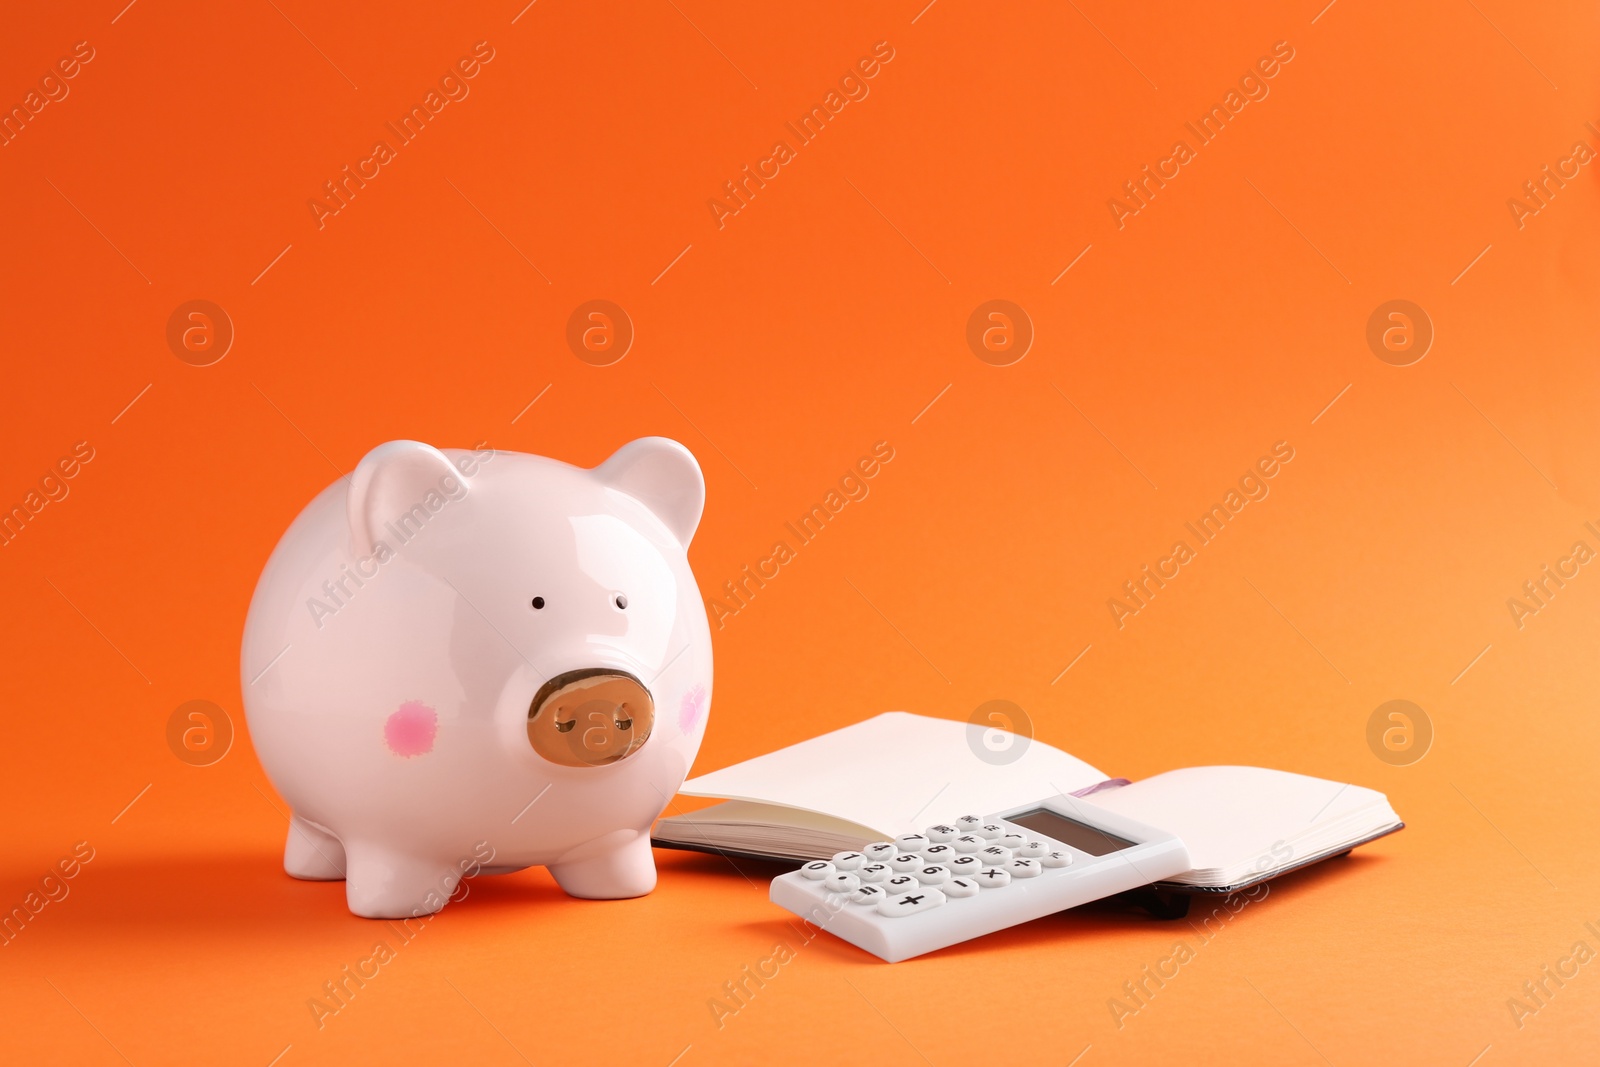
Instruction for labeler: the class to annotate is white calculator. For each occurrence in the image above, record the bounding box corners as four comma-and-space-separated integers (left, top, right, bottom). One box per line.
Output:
769, 794, 1191, 962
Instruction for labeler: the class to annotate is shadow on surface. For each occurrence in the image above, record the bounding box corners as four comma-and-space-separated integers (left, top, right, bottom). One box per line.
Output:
0, 850, 576, 952
686, 850, 1390, 964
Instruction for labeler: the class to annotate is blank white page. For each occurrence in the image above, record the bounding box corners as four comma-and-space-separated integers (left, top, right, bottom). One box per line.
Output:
1082, 765, 1396, 874
680, 712, 1107, 838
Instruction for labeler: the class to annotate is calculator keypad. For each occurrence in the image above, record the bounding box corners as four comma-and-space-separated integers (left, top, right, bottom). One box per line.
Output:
796, 814, 1090, 924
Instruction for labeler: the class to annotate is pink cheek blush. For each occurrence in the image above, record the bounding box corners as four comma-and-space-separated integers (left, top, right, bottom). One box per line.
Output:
678, 684, 707, 735
385, 701, 438, 757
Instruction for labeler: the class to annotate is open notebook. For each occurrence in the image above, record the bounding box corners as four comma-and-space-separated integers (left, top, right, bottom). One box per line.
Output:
653, 712, 1403, 893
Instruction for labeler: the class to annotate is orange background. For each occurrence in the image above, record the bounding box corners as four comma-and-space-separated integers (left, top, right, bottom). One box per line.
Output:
3, 1, 1598, 1063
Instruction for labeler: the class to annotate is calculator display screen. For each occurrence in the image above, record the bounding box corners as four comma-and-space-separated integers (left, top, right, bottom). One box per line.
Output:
1007, 808, 1137, 856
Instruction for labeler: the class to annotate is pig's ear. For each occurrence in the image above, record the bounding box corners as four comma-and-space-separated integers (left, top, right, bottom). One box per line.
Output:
593, 437, 705, 547
347, 441, 462, 556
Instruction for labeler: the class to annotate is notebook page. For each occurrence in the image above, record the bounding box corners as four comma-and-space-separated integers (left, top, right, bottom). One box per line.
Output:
1081, 765, 1397, 875
679, 712, 1106, 837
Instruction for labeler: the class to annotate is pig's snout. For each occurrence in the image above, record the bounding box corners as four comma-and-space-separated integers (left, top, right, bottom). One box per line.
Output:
527, 669, 655, 768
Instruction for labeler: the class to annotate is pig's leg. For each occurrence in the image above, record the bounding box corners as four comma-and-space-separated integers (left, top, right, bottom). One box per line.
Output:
547, 828, 656, 899
343, 841, 455, 919
284, 815, 346, 880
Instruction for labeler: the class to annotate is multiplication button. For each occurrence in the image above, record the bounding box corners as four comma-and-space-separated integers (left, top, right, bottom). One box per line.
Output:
974, 867, 1012, 889
876, 888, 946, 917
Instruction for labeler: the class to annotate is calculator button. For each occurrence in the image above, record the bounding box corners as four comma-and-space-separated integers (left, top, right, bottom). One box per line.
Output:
979, 845, 1014, 866
924, 824, 958, 843
849, 884, 888, 906
952, 834, 985, 853
974, 867, 1012, 888
945, 876, 980, 898
1019, 840, 1048, 858
1008, 858, 1042, 879
921, 844, 957, 865
947, 855, 982, 876
1041, 851, 1074, 868
884, 874, 919, 894
824, 872, 862, 893
895, 833, 931, 854
831, 851, 868, 870
915, 865, 952, 886
889, 853, 924, 873
800, 861, 835, 880
863, 842, 898, 862
858, 863, 892, 883
876, 888, 946, 917
998, 833, 1027, 851
977, 823, 1005, 840
955, 815, 984, 832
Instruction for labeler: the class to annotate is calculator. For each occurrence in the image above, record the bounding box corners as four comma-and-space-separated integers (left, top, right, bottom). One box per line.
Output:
768, 794, 1191, 962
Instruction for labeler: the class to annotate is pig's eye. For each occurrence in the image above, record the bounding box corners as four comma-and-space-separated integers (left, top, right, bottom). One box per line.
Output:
554, 718, 575, 733
531, 597, 545, 610
613, 594, 628, 610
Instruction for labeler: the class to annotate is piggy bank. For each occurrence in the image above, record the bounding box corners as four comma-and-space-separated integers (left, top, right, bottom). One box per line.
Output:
240, 438, 712, 918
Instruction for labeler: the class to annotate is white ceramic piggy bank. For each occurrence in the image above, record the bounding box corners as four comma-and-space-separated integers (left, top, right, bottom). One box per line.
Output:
240, 438, 712, 918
